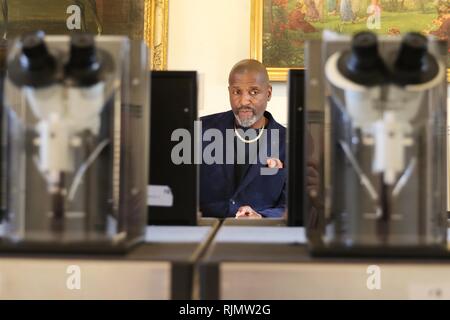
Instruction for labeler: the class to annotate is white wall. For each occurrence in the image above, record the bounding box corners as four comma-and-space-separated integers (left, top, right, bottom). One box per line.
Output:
168, 0, 288, 126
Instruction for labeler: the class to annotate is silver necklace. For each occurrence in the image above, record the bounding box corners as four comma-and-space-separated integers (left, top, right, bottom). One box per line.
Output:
234, 125, 265, 144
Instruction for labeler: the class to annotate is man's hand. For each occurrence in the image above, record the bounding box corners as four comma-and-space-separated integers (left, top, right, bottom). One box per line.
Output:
235, 205, 262, 219
266, 158, 283, 169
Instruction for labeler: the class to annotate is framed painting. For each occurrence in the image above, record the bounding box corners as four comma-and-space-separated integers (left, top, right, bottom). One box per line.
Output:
0, 0, 168, 70
250, 0, 450, 81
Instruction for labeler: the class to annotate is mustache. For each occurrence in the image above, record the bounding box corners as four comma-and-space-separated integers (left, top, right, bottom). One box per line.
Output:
236, 106, 256, 114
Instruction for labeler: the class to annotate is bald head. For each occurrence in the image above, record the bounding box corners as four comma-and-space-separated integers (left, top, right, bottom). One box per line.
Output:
228, 59, 270, 86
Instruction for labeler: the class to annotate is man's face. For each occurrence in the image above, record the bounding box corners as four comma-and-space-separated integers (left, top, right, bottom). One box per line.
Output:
228, 71, 272, 128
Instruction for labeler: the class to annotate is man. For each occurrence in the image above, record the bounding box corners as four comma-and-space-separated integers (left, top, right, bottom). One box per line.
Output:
200, 59, 286, 219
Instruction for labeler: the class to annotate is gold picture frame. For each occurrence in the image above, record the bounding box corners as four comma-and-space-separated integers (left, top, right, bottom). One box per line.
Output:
251, 0, 450, 82
145, 0, 169, 70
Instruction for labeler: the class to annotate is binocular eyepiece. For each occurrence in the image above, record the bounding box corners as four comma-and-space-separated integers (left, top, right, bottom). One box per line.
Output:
65, 32, 107, 86
8, 30, 111, 88
10, 30, 57, 87
338, 31, 439, 86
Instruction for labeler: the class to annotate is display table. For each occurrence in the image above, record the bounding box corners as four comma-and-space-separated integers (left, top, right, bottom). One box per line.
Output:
0, 218, 219, 299
222, 218, 286, 226
200, 226, 450, 299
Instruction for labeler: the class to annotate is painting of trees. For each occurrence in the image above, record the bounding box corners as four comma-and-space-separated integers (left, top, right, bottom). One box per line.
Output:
430, 0, 449, 55
262, 0, 447, 68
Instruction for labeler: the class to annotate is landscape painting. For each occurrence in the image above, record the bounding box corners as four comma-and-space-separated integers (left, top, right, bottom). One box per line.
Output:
252, 0, 449, 80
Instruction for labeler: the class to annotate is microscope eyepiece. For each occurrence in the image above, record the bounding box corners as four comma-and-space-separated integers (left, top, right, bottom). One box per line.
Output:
8, 31, 57, 87
351, 32, 378, 61
393, 32, 438, 85
395, 32, 427, 71
22, 31, 44, 50
65, 33, 110, 87
21, 31, 53, 70
337, 31, 386, 86
67, 33, 97, 70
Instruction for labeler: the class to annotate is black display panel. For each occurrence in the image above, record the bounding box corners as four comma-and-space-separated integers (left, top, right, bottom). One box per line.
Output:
287, 69, 305, 226
148, 71, 198, 225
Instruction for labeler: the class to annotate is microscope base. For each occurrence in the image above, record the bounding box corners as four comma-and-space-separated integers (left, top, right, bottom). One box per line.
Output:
0, 237, 142, 254
309, 244, 450, 259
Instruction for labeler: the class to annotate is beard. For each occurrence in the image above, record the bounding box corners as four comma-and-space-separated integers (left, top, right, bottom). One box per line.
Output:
234, 106, 263, 128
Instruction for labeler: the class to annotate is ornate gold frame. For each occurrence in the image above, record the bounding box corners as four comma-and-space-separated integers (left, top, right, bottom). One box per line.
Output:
251, 0, 450, 82
145, 0, 169, 70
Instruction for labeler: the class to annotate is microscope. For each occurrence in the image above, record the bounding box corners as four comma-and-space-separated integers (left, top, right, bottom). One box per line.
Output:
0, 31, 149, 252
304, 31, 448, 256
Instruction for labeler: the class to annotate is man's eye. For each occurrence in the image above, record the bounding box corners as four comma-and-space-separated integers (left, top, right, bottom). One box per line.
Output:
232, 90, 240, 95
250, 90, 259, 96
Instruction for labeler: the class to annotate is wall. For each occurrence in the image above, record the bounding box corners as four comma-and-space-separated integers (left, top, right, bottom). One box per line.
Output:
168, 0, 288, 126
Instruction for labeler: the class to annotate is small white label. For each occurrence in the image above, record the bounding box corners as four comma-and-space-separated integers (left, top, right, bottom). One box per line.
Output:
147, 185, 174, 207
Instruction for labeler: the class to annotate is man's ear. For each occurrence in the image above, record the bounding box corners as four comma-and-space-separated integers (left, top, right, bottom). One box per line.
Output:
267, 85, 273, 101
